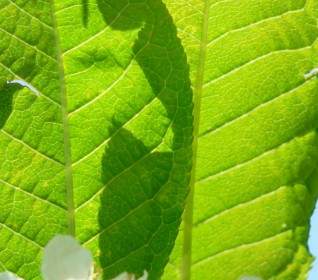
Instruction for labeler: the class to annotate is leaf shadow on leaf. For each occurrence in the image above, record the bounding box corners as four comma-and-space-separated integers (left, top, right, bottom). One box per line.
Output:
0, 82, 19, 129
82, 0, 89, 27
95, 0, 193, 279
99, 127, 173, 279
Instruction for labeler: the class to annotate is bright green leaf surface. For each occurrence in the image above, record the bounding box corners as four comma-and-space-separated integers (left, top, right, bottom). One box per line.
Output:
163, 0, 318, 279
0, 0, 193, 279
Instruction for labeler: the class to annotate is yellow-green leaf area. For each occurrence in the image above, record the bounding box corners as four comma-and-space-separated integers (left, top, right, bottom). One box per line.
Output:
0, 0, 193, 279
163, 0, 318, 279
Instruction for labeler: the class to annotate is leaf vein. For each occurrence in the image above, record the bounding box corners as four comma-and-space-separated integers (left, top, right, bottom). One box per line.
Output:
197, 130, 313, 183
76, 121, 171, 211
202, 46, 311, 88
206, 7, 305, 47
0, 222, 43, 248
82, 179, 163, 246
0, 27, 56, 62
1, 129, 63, 165
0, 178, 66, 211
68, 57, 135, 116
192, 230, 291, 267
195, 185, 286, 227
6, 0, 53, 30
199, 78, 310, 138
72, 91, 163, 166
0, 61, 61, 107
62, 3, 129, 55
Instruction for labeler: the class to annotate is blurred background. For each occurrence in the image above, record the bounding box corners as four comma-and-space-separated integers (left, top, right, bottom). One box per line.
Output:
309, 201, 318, 280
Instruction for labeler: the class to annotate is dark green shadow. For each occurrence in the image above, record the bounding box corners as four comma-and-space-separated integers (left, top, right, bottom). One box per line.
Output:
96, 1, 193, 279
0, 82, 19, 129
82, 0, 89, 27
100, 127, 173, 279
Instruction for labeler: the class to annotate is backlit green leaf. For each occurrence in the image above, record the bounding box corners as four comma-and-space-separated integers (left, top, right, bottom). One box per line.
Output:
0, 0, 193, 279
163, 0, 318, 279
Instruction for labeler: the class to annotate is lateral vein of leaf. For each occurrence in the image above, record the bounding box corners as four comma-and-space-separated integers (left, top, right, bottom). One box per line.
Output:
64, 63, 95, 78
0, 178, 66, 211
0, 259, 7, 270
182, 1, 210, 279
103, 241, 148, 270
209, 0, 229, 9
76, 121, 172, 211
176, 0, 225, 41
197, 130, 314, 184
83, 126, 176, 248
192, 230, 291, 267
55, 4, 97, 15
103, 188, 170, 270
82, 174, 164, 245
1, 129, 63, 165
68, 54, 134, 116
50, 0, 75, 236
6, 0, 54, 30
199, 78, 310, 138
0, 222, 43, 248
0, 27, 56, 61
195, 185, 286, 227
81, 111, 175, 244
202, 45, 311, 89
68, 34, 150, 116
62, 3, 129, 55
206, 7, 305, 47
72, 91, 162, 166
177, 27, 201, 42
270, 248, 299, 279
184, 2, 204, 15
0, 61, 61, 107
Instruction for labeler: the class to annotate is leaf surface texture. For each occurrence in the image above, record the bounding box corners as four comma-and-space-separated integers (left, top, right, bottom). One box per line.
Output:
0, 0, 193, 279
162, 0, 318, 279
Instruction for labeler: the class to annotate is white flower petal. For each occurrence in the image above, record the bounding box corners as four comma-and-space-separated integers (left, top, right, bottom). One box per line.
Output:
111, 271, 148, 280
41, 235, 93, 280
239, 276, 263, 280
138, 271, 148, 280
111, 272, 132, 280
0, 272, 23, 280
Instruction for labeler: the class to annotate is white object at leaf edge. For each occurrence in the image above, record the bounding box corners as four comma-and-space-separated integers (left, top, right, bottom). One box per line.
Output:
7, 80, 40, 96
0, 272, 23, 280
304, 68, 318, 80
239, 276, 263, 280
41, 235, 93, 280
112, 271, 148, 280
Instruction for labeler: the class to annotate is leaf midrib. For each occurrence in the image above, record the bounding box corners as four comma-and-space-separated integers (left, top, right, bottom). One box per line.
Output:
179, 1, 317, 279
50, 0, 75, 236
181, 1, 210, 280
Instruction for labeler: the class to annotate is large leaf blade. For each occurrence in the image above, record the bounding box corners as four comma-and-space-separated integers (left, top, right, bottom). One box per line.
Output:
163, 0, 318, 279
0, 0, 193, 279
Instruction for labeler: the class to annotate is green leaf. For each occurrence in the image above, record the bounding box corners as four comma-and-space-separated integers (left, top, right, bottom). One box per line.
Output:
163, 0, 318, 279
0, 0, 193, 279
